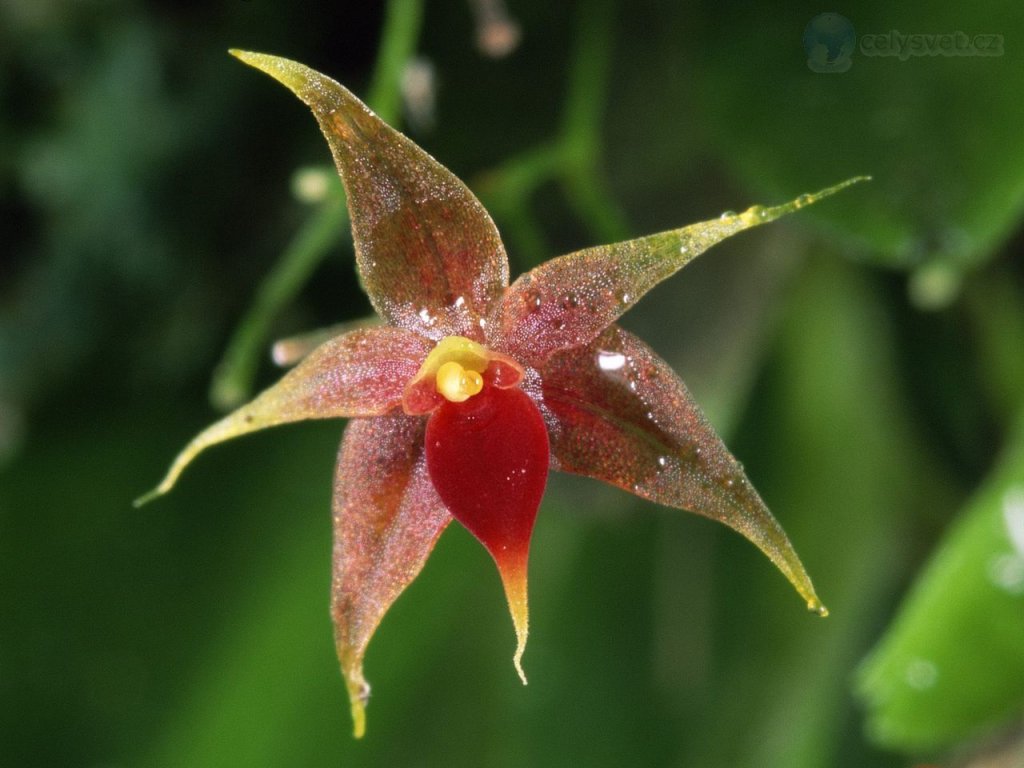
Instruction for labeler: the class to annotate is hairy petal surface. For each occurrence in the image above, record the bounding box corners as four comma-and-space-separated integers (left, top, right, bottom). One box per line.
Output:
541, 325, 825, 614
232, 50, 509, 339
137, 327, 430, 503
332, 415, 452, 738
495, 178, 868, 365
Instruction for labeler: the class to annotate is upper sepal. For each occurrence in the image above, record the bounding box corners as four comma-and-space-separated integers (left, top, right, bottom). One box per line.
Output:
231, 50, 509, 339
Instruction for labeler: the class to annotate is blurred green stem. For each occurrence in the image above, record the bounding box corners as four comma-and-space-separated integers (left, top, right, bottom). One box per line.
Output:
480, 0, 630, 265
964, 267, 1024, 425
209, 0, 424, 410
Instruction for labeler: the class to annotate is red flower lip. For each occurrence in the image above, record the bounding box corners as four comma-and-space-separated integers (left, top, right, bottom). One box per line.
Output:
138, 50, 867, 737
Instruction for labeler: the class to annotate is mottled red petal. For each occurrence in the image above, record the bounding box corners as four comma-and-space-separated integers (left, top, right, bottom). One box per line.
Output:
493, 178, 867, 365
541, 325, 825, 614
137, 327, 430, 503
332, 415, 451, 737
231, 51, 509, 339
424, 385, 549, 682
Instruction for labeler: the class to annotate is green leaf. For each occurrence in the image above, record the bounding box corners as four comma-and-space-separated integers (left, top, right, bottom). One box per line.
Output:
857, 413, 1024, 752
689, 3, 1024, 279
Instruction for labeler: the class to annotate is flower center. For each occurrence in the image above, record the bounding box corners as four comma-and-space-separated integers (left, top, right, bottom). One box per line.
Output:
402, 335, 525, 415
435, 361, 484, 402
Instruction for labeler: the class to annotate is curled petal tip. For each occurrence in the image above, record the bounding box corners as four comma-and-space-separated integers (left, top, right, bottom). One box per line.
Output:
514, 651, 528, 686
347, 685, 368, 739
499, 554, 530, 685
341, 657, 371, 738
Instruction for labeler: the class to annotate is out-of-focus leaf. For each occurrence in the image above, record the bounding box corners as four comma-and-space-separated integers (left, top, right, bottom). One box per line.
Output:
683, 255, 946, 768
689, 3, 1024, 279
858, 412, 1024, 752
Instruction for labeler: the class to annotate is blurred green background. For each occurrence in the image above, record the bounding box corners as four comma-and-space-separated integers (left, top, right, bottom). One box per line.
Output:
2, 1, 1024, 766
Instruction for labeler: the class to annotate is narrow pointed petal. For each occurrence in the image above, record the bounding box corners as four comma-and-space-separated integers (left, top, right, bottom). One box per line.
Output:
424, 386, 549, 682
494, 177, 868, 365
332, 415, 451, 737
137, 327, 430, 504
231, 50, 509, 338
541, 325, 825, 614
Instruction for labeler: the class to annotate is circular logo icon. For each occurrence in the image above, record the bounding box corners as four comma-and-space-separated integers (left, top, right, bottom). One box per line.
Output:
803, 13, 856, 72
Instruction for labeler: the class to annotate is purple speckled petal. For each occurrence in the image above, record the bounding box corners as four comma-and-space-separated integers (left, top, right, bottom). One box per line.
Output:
138, 327, 431, 503
540, 325, 825, 615
494, 178, 867, 365
332, 415, 451, 737
232, 51, 509, 340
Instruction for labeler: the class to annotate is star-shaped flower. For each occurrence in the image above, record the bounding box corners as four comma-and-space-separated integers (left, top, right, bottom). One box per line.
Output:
140, 51, 865, 737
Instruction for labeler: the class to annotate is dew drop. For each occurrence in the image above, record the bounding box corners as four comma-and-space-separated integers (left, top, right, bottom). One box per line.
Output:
453, 295, 466, 309
679, 244, 689, 255
597, 351, 627, 371
561, 293, 580, 310
796, 194, 812, 207
746, 204, 769, 221
719, 210, 737, 219
525, 290, 543, 313
657, 455, 668, 469
418, 307, 435, 324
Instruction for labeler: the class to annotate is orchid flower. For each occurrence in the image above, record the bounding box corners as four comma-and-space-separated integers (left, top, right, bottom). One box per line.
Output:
139, 51, 865, 737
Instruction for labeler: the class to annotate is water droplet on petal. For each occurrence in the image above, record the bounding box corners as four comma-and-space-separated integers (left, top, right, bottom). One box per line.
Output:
720, 210, 737, 219
597, 351, 627, 371
525, 290, 543, 313
742, 204, 769, 223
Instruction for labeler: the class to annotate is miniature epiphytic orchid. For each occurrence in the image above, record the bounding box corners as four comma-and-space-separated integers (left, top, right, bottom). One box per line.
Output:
139, 51, 865, 737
